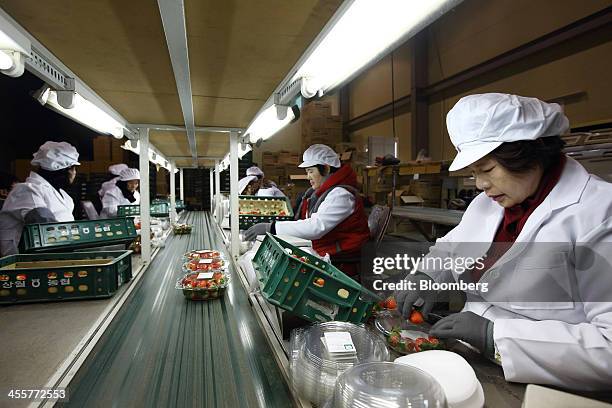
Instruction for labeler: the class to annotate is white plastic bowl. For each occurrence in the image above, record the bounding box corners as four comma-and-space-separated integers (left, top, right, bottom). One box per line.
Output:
395, 350, 484, 408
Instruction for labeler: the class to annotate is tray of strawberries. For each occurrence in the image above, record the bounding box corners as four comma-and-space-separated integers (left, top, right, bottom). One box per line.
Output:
182, 249, 223, 263
374, 307, 444, 355
176, 270, 229, 300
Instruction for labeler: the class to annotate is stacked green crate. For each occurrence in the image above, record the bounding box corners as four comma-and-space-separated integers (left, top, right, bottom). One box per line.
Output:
252, 234, 379, 323
21, 218, 137, 253
0, 250, 132, 304
117, 203, 170, 218
238, 196, 294, 229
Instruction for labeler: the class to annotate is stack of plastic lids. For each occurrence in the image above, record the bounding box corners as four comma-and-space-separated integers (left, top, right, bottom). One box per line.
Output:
289, 322, 390, 406
324, 362, 447, 408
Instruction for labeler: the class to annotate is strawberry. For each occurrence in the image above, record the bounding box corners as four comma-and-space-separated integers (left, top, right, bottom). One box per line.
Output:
388, 333, 400, 347
409, 310, 425, 324
384, 297, 397, 310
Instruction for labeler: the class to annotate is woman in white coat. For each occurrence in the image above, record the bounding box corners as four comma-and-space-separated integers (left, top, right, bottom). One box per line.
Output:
98, 163, 128, 198
100, 168, 140, 218
246, 166, 286, 198
396, 93, 612, 390
0, 141, 80, 256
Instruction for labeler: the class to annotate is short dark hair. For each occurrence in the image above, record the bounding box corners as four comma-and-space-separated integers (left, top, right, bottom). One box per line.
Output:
315, 164, 339, 176
489, 136, 566, 173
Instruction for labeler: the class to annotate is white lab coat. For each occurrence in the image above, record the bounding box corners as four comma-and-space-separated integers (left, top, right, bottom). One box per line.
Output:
422, 158, 612, 390
0, 171, 75, 256
275, 187, 355, 240
98, 176, 120, 198
256, 186, 286, 198
100, 185, 140, 218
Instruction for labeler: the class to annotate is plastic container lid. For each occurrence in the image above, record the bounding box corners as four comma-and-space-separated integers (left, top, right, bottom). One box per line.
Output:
329, 362, 447, 408
290, 322, 389, 406
395, 351, 484, 408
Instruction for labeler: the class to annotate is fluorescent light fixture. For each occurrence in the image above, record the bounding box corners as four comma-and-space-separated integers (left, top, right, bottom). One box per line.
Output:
0, 13, 30, 76
292, 0, 460, 96
238, 142, 252, 159
41, 87, 125, 138
0, 51, 12, 70
246, 104, 295, 144
121, 140, 172, 170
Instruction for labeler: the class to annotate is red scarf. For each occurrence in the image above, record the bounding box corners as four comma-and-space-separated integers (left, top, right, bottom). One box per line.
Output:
300, 164, 358, 218
471, 155, 567, 282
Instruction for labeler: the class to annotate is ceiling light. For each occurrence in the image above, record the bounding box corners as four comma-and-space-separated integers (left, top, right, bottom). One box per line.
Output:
44, 88, 125, 138
292, 0, 461, 96
0, 51, 13, 70
0, 13, 30, 77
246, 104, 295, 144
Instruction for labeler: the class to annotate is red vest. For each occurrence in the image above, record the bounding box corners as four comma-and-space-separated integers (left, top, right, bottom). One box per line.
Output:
299, 165, 370, 257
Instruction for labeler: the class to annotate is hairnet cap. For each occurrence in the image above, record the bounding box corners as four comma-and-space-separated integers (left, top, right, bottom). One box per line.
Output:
31, 141, 80, 171
246, 166, 264, 177
119, 168, 140, 181
238, 175, 257, 194
298, 144, 341, 168
108, 163, 128, 176
446, 93, 570, 171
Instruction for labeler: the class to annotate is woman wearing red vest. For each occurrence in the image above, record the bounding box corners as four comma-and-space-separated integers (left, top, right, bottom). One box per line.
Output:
244, 144, 370, 277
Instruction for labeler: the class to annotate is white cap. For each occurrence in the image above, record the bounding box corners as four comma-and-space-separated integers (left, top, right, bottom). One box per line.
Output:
447, 93, 569, 171
109, 163, 128, 176
31, 141, 80, 171
238, 175, 257, 194
246, 166, 264, 177
119, 168, 140, 181
298, 144, 341, 168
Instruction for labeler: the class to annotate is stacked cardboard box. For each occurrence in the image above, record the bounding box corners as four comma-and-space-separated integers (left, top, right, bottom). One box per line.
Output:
111, 139, 126, 162
278, 151, 300, 165
409, 177, 442, 207
262, 152, 278, 166
301, 101, 343, 150
13, 159, 32, 181
93, 136, 112, 161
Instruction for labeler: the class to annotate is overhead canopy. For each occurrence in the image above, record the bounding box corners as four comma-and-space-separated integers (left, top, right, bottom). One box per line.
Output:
0, 0, 342, 165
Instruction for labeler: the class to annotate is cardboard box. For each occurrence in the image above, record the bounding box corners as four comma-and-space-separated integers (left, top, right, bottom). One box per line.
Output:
93, 136, 111, 161
262, 152, 278, 166
262, 166, 286, 178
278, 151, 300, 165
90, 160, 112, 174
301, 101, 331, 117
13, 159, 32, 181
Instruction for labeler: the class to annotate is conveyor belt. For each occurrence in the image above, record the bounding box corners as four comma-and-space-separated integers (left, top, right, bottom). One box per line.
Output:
60, 212, 294, 408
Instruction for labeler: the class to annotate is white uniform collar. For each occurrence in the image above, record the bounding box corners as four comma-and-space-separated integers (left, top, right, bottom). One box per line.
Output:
28, 171, 70, 201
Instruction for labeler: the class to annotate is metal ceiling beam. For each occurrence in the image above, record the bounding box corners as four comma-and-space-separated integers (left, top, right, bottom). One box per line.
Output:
167, 155, 223, 160
157, 0, 197, 163
130, 123, 244, 133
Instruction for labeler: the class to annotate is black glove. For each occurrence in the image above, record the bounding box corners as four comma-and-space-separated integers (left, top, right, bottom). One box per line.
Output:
24, 207, 56, 224
244, 223, 272, 241
394, 272, 438, 319
429, 311, 494, 358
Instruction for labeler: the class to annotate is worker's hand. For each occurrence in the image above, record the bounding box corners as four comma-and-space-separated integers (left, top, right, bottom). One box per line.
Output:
394, 272, 438, 319
244, 223, 271, 241
429, 311, 494, 358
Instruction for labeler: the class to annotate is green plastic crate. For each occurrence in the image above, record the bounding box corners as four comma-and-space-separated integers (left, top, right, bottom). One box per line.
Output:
117, 203, 170, 218
252, 233, 380, 324
239, 195, 294, 230
21, 218, 137, 253
0, 250, 132, 304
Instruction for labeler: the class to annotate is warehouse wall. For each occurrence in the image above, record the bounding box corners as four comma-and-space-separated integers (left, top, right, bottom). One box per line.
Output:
347, 0, 612, 162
